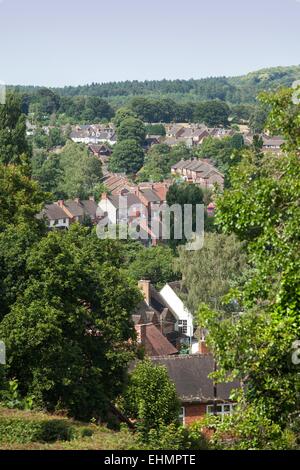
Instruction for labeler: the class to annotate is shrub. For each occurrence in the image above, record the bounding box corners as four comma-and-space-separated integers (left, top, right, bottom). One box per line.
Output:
0, 416, 75, 444
80, 427, 94, 438
145, 422, 192, 450
120, 359, 180, 441
0, 379, 34, 411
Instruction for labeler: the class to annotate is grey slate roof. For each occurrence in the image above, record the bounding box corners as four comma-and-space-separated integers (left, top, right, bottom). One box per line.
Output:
81, 200, 98, 218
139, 188, 161, 203
37, 204, 68, 221
152, 355, 240, 403
108, 193, 144, 209
64, 200, 85, 217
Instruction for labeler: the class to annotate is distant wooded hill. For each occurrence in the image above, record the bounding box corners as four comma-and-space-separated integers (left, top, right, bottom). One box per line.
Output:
11, 65, 300, 105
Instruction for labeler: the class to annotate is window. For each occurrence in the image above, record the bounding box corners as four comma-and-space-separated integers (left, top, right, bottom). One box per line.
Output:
178, 320, 188, 334
206, 403, 234, 421
179, 407, 185, 425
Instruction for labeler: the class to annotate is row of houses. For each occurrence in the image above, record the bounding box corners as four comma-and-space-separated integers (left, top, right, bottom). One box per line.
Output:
164, 124, 236, 148
171, 158, 225, 190
70, 124, 117, 146
98, 181, 171, 245
38, 163, 217, 243
37, 197, 99, 229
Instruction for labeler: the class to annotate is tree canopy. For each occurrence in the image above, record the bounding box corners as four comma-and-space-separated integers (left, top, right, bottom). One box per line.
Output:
109, 139, 144, 174
0, 226, 141, 419
198, 86, 300, 429
0, 93, 31, 166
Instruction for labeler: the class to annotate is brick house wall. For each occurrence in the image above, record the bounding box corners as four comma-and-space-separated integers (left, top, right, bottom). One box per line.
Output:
183, 403, 207, 426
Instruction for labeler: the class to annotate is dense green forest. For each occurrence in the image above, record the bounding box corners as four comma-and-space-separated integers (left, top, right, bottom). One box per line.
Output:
12, 65, 300, 105
10, 65, 300, 125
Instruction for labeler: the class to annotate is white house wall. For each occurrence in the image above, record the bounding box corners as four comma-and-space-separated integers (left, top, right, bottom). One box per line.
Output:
159, 284, 194, 338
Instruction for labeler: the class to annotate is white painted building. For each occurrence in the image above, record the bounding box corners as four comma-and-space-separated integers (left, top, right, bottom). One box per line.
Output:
98, 192, 147, 226
160, 282, 199, 354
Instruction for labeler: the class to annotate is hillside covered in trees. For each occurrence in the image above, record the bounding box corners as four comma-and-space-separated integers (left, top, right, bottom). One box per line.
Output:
12, 65, 300, 106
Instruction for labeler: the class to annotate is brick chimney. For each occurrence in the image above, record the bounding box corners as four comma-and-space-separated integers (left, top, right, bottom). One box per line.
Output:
74, 198, 80, 204
57, 200, 64, 208
199, 339, 210, 354
89, 195, 95, 201
138, 280, 151, 306
135, 324, 147, 344
101, 192, 108, 200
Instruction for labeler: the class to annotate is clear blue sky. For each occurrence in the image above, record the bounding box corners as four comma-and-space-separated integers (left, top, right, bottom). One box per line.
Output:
0, 0, 299, 87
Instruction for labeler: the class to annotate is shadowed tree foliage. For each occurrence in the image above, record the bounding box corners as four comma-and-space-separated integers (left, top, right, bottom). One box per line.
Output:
0, 226, 141, 419
0, 93, 31, 166
109, 139, 144, 174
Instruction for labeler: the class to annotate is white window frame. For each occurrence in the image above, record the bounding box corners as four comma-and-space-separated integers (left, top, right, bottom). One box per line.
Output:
206, 403, 234, 421
179, 406, 185, 425
178, 319, 188, 334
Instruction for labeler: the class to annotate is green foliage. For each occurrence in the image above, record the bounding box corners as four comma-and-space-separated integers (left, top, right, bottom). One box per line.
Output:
52, 95, 114, 123
230, 104, 255, 122
200, 87, 300, 432
92, 182, 110, 202
143, 422, 197, 450
31, 141, 103, 199
260, 87, 300, 151
129, 97, 193, 123
80, 427, 94, 438
196, 134, 245, 180
198, 401, 297, 450
35, 88, 60, 116
166, 182, 206, 249
11, 66, 300, 126
249, 105, 269, 133
116, 117, 146, 145
0, 379, 34, 410
32, 127, 67, 150
126, 245, 178, 289
0, 163, 46, 233
0, 226, 141, 420
31, 150, 62, 195
58, 141, 103, 198
0, 93, 31, 166
194, 100, 230, 127
113, 107, 137, 127
0, 415, 75, 444
176, 233, 247, 312
120, 360, 180, 440
145, 123, 166, 136
109, 139, 144, 174
139, 142, 192, 182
